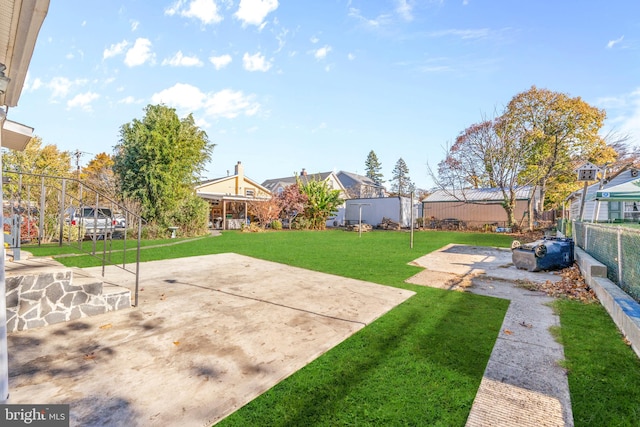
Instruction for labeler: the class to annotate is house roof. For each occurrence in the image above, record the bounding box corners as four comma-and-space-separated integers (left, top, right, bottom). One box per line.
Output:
423, 186, 535, 203
262, 171, 334, 191
0, 0, 49, 152
336, 170, 383, 188
595, 178, 640, 201
0, 0, 49, 108
195, 174, 271, 196
566, 165, 639, 201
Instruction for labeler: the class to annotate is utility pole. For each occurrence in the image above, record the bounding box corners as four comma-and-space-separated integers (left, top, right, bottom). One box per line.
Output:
72, 149, 91, 180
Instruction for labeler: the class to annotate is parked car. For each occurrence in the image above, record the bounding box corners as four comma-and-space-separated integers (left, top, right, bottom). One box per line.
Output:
70, 207, 116, 240
113, 215, 127, 229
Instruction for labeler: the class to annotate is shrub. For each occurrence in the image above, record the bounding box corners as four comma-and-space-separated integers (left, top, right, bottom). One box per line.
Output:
270, 220, 283, 230
62, 224, 86, 242
241, 223, 264, 233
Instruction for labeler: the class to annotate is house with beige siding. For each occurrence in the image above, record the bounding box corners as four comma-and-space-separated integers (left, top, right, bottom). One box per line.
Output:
422, 186, 540, 229
195, 161, 271, 229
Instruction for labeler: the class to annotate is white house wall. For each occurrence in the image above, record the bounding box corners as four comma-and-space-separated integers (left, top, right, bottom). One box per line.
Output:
345, 197, 412, 227
569, 169, 639, 221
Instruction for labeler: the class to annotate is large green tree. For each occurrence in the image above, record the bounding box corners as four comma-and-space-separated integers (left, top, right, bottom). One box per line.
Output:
390, 158, 413, 197
113, 104, 214, 235
364, 150, 384, 185
503, 86, 616, 211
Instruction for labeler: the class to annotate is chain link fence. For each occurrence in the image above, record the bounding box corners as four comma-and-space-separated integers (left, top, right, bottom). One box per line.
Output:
559, 219, 640, 302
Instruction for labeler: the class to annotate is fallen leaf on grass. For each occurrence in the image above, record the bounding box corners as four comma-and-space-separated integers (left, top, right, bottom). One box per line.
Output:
99, 323, 112, 330
84, 352, 96, 361
173, 341, 180, 346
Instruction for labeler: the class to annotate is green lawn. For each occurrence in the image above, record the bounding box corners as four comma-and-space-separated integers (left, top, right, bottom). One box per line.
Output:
23, 230, 640, 426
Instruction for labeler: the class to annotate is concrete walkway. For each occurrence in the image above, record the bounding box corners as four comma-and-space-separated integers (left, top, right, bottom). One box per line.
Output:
407, 244, 573, 426
7, 253, 414, 426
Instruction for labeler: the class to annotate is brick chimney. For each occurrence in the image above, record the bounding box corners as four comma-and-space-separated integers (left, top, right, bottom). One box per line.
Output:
300, 168, 307, 176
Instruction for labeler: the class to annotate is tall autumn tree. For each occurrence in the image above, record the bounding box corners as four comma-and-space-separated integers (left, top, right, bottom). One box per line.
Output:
2, 137, 73, 240
365, 150, 384, 185
390, 158, 413, 197
436, 117, 530, 226
503, 86, 616, 211
3, 136, 72, 177
113, 104, 214, 236
80, 152, 116, 203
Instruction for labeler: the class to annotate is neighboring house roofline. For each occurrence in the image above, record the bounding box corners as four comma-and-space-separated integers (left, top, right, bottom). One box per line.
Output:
261, 170, 349, 195
423, 186, 536, 203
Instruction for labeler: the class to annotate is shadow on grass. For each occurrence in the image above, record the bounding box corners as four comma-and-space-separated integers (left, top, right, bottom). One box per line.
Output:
219, 288, 508, 426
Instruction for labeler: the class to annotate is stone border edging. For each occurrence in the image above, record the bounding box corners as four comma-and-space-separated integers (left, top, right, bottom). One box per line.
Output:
575, 248, 640, 358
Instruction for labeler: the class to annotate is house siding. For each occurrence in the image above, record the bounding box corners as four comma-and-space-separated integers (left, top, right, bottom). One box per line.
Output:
423, 200, 530, 224
568, 169, 639, 221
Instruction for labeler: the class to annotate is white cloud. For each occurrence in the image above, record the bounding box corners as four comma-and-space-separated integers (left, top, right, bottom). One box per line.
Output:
210, 54, 232, 70
310, 36, 319, 44
162, 51, 204, 67
312, 122, 327, 133
49, 76, 83, 98
242, 52, 272, 72
67, 92, 100, 111
428, 28, 491, 40
165, 0, 222, 25
235, 0, 278, 27
30, 77, 43, 91
314, 45, 332, 60
274, 27, 289, 53
348, 7, 392, 29
204, 89, 259, 118
618, 89, 640, 145
347, 53, 355, 60
395, 0, 413, 21
103, 40, 129, 59
118, 96, 142, 104
151, 83, 206, 111
599, 88, 640, 146
607, 35, 624, 49
124, 38, 154, 67
131, 20, 139, 31
150, 83, 260, 119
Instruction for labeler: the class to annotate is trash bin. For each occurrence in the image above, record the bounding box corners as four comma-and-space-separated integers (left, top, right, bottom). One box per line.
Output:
511, 237, 574, 272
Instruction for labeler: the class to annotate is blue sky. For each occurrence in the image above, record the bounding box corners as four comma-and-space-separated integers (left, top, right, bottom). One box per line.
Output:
8, 0, 640, 190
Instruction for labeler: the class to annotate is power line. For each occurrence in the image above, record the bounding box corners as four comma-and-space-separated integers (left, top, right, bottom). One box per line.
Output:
72, 149, 92, 179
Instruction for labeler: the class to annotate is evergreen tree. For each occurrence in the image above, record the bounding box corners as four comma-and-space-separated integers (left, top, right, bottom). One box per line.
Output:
364, 150, 384, 185
391, 157, 413, 197
113, 104, 214, 235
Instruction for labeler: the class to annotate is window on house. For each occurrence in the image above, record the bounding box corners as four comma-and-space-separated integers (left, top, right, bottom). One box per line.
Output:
245, 189, 255, 197
625, 201, 640, 220
277, 187, 284, 196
